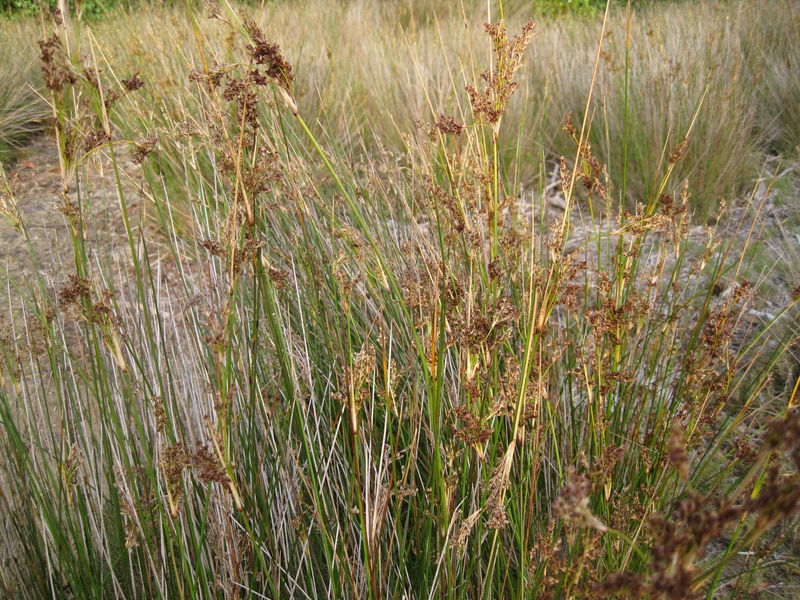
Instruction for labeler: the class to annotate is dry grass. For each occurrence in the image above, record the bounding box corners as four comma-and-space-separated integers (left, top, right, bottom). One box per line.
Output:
57, 0, 796, 220
0, 20, 48, 160
5, 1, 796, 213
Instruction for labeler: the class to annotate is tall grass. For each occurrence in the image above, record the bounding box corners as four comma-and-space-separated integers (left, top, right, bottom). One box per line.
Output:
0, 1, 799, 599
0, 20, 48, 160
3, 1, 797, 209
70, 0, 800, 220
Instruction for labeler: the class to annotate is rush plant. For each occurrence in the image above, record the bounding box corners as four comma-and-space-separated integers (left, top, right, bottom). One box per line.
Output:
0, 2, 798, 599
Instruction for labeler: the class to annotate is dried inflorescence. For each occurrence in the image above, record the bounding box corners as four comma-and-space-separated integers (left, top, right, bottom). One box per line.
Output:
58, 274, 91, 306
483, 448, 514, 529
398, 253, 456, 328
267, 267, 289, 289
38, 34, 76, 92
485, 358, 541, 424
561, 114, 608, 200
668, 136, 689, 165
449, 295, 520, 351
60, 444, 82, 506
200, 235, 264, 276
528, 524, 606, 599
591, 444, 624, 490
231, 236, 264, 275
338, 344, 376, 435
764, 410, 800, 449
597, 411, 800, 598
160, 443, 190, 518
453, 404, 492, 446
579, 141, 606, 199
121, 73, 144, 92
688, 280, 752, 376
190, 23, 296, 145
83, 128, 111, 153
466, 20, 535, 132
667, 419, 690, 481
593, 491, 738, 599
152, 395, 167, 435
223, 73, 262, 131
200, 238, 225, 259
243, 19, 294, 94
657, 191, 690, 241
79, 57, 146, 113
192, 42, 291, 228
39, 27, 144, 177
348, 345, 376, 390
189, 63, 231, 89
132, 135, 157, 164
586, 296, 649, 345
763, 408, 800, 468
159, 440, 232, 518
113, 465, 157, 550
450, 508, 482, 554
435, 114, 465, 137
191, 444, 231, 486
552, 466, 607, 532
57, 275, 117, 326
0, 166, 23, 233
69, 283, 113, 326
238, 148, 284, 196
562, 112, 578, 139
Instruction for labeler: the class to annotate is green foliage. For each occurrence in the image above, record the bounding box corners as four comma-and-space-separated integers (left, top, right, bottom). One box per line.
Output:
1, 0, 134, 18
533, 0, 657, 16
0, 0, 680, 19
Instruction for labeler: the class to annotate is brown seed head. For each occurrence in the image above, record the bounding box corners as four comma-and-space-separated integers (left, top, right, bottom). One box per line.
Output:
667, 419, 690, 481
435, 114, 464, 136
243, 19, 294, 94
668, 136, 688, 165
122, 73, 144, 92
552, 466, 607, 531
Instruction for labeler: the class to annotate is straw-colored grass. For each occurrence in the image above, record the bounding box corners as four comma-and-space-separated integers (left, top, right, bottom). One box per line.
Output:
4, 0, 798, 212
0, 20, 48, 160
67, 0, 798, 220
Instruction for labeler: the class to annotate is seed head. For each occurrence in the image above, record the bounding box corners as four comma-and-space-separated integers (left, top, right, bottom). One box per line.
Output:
466, 19, 535, 131
668, 136, 688, 165
243, 19, 294, 94
121, 73, 144, 92
552, 466, 607, 532
435, 114, 464, 136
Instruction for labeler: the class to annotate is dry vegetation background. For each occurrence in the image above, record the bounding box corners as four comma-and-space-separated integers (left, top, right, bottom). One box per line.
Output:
0, 0, 799, 598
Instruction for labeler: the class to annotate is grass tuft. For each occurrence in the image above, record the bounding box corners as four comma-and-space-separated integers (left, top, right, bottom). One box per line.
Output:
0, 1, 798, 599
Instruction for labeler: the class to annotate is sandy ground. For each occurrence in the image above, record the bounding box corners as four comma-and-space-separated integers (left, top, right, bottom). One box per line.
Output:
1, 134, 152, 316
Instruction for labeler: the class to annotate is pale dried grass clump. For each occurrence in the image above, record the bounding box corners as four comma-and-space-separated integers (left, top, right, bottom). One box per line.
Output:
74, 0, 800, 220
0, 21, 47, 159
